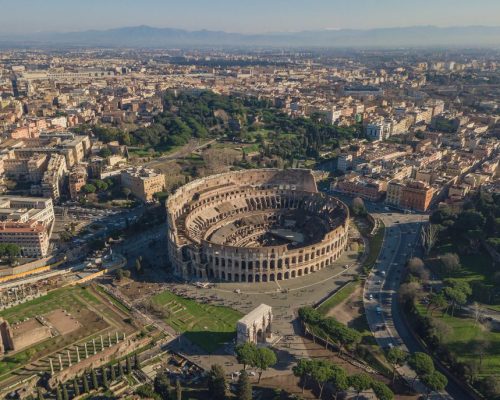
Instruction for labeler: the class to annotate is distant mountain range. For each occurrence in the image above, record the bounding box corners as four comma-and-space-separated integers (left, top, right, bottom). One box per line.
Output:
1, 25, 500, 48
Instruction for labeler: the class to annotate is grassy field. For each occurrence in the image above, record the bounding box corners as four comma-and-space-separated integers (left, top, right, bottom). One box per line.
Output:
317, 281, 358, 315
432, 241, 494, 285
0, 286, 98, 323
415, 304, 500, 378
358, 218, 385, 272
151, 290, 242, 353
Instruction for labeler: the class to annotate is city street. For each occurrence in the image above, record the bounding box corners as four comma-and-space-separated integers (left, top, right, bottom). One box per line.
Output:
363, 206, 470, 400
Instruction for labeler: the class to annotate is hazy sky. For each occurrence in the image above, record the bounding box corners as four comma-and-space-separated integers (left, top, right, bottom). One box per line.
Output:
1, 0, 500, 34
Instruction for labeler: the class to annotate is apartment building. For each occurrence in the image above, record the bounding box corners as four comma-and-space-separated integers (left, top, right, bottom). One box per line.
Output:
68, 164, 88, 200
0, 196, 54, 257
121, 167, 164, 202
386, 179, 435, 212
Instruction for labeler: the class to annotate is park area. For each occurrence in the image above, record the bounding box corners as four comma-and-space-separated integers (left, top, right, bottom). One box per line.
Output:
0, 285, 135, 387
151, 290, 242, 353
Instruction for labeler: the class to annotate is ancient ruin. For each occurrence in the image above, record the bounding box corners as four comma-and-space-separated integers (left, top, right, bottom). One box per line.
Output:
167, 169, 349, 283
237, 304, 273, 344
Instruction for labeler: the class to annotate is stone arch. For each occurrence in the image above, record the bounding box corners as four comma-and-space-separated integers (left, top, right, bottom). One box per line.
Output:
277, 272, 282, 280
255, 274, 260, 282
304, 267, 309, 274
270, 273, 275, 281
284, 271, 289, 279
221, 271, 226, 280
291, 270, 296, 278
262, 274, 268, 282
248, 274, 253, 283
234, 273, 239, 282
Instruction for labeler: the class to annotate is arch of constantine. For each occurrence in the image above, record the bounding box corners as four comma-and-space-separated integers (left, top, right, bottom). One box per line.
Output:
236, 304, 273, 345
166, 169, 349, 283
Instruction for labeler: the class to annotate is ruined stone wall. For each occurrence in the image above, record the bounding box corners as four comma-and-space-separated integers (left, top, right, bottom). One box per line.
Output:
48, 335, 151, 388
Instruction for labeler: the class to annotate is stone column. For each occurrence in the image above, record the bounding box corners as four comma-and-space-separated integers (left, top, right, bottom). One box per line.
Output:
92, 339, 96, 355
115, 331, 119, 343
100, 335, 104, 350
76, 346, 80, 362
84, 342, 88, 358
49, 358, 54, 375
58, 354, 63, 371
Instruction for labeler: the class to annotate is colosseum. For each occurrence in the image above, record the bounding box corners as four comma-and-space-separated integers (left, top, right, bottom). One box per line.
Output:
166, 169, 349, 283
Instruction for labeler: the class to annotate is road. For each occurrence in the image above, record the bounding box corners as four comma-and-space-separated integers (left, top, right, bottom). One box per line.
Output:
145, 139, 217, 168
363, 205, 471, 400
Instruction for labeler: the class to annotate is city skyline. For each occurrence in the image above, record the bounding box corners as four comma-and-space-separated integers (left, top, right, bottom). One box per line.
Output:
1, 0, 500, 34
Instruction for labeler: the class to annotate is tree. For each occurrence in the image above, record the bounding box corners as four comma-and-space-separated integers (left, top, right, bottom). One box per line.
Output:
422, 371, 447, 395
110, 363, 117, 381
408, 352, 435, 384
119, 361, 125, 377
235, 370, 252, 400
427, 293, 447, 315
73, 377, 80, 397
83, 183, 97, 194
399, 282, 421, 304
83, 373, 90, 393
135, 352, 141, 369
328, 364, 348, 400
310, 360, 334, 399
440, 253, 460, 275
62, 384, 69, 400
91, 368, 98, 389
371, 381, 394, 400
479, 376, 500, 399
428, 318, 452, 343
351, 197, 366, 216
420, 224, 439, 255
207, 364, 226, 400
56, 386, 62, 400
293, 359, 314, 393
126, 355, 132, 373
386, 347, 407, 383
116, 268, 124, 281
154, 370, 171, 400
348, 373, 372, 400
175, 379, 182, 400
252, 347, 277, 383
123, 187, 132, 199
102, 365, 109, 388
1, 244, 21, 265
406, 257, 429, 282
235, 342, 258, 370
443, 280, 471, 316
135, 258, 143, 274
471, 339, 491, 369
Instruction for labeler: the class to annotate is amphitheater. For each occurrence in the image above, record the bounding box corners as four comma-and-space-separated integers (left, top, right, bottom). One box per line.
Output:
166, 169, 349, 283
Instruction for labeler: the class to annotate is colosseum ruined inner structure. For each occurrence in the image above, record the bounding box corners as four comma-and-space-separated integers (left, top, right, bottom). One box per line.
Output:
166, 169, 349, 283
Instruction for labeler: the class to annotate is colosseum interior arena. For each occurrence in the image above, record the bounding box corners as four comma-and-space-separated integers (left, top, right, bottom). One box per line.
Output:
166, 169, 349, 283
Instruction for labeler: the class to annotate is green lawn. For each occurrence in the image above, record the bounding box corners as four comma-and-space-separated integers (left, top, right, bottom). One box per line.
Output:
0, 286, 93, 323
151, 290, 242, 353
361, 219, 385, 272
415, 304, 500, 378
317, 281, 358, 315
433, 241, 494, 285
